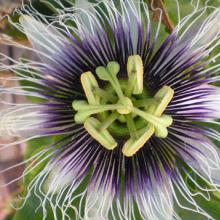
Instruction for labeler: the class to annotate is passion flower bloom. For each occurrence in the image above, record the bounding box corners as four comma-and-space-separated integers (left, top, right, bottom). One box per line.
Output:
1, 0, 220, 219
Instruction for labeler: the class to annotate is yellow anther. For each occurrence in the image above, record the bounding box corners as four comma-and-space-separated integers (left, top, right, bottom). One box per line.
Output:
84, 117, 117, 150
81, 72, 100, 105
122, 125, 155, 157
127, 55, 144, 95
149, 86, 174, 116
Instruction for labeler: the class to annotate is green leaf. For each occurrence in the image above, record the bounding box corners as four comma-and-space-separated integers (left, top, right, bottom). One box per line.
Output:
175, 163, 220, 219
13, 194, 48, 220
175, 189, 220, 220
12, 190, 65, 220
23, 136, 53, 186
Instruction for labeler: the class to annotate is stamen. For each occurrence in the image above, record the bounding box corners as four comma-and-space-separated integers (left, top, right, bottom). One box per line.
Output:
81, 72, 100, 105
96, 62, 124, 100
73, 102, 122, 123
127, 55, 144, 95
72, 56, 174, 157
149, 86, 174, 116
100, 112, 118, 131
125, 114, 137, 139
84, 117, 117, 150
122, 125, 155, 157
94, 88, 117, 103
132, 108, 171, 138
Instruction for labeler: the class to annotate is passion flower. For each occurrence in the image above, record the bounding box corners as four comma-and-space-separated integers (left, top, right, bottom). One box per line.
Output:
1, 0, 220, 219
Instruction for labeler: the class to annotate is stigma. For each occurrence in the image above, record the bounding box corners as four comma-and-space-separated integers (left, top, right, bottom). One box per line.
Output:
72, 55, 174, 157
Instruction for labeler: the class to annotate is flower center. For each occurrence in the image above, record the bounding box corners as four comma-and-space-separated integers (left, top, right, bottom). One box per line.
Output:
72, 55, 174, 157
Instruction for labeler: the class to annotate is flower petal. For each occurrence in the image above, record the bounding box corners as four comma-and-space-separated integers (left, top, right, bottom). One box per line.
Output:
19, 15, 66, 57
122, 0, 140, 52
171, 129, 220, 185
85, 185, 114, 220
46, 163, 75, 194
0, 105, 44, 137
179, 9, 220, 51
75, 0, 96, 35
136, 176, 174, 220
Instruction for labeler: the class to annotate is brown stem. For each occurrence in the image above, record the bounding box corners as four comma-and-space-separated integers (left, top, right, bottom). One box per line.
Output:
149, 0, 174, 33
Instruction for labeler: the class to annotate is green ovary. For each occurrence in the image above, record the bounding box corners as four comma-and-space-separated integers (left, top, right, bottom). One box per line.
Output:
72, 55, 174, 157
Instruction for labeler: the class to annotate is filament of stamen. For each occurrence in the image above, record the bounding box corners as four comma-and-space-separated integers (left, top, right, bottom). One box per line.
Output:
94, 88, 117, 103
100, 112, 118, 131
73, 103, 124, 123
84, 117, 117, 150
125, 114, 137, 139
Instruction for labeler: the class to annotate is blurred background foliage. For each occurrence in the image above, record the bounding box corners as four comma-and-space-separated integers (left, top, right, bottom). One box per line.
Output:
0, 0, 220, 219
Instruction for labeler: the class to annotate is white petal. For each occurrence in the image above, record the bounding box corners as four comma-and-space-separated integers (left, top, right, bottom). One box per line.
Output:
46, 163, 74, 194
85, 185, 114, 220
75, 0, 91, 12
0, 105, 43, 137
122, 0, 140, 52
75, 0, 96, 34
136, 176, 174, 220
172, 129, 220, 185
195, 10, 220, 47
154, 9, 220, 78
46, 142, 93, 194
178, 9, 220, 51
19, 15, 65, 57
